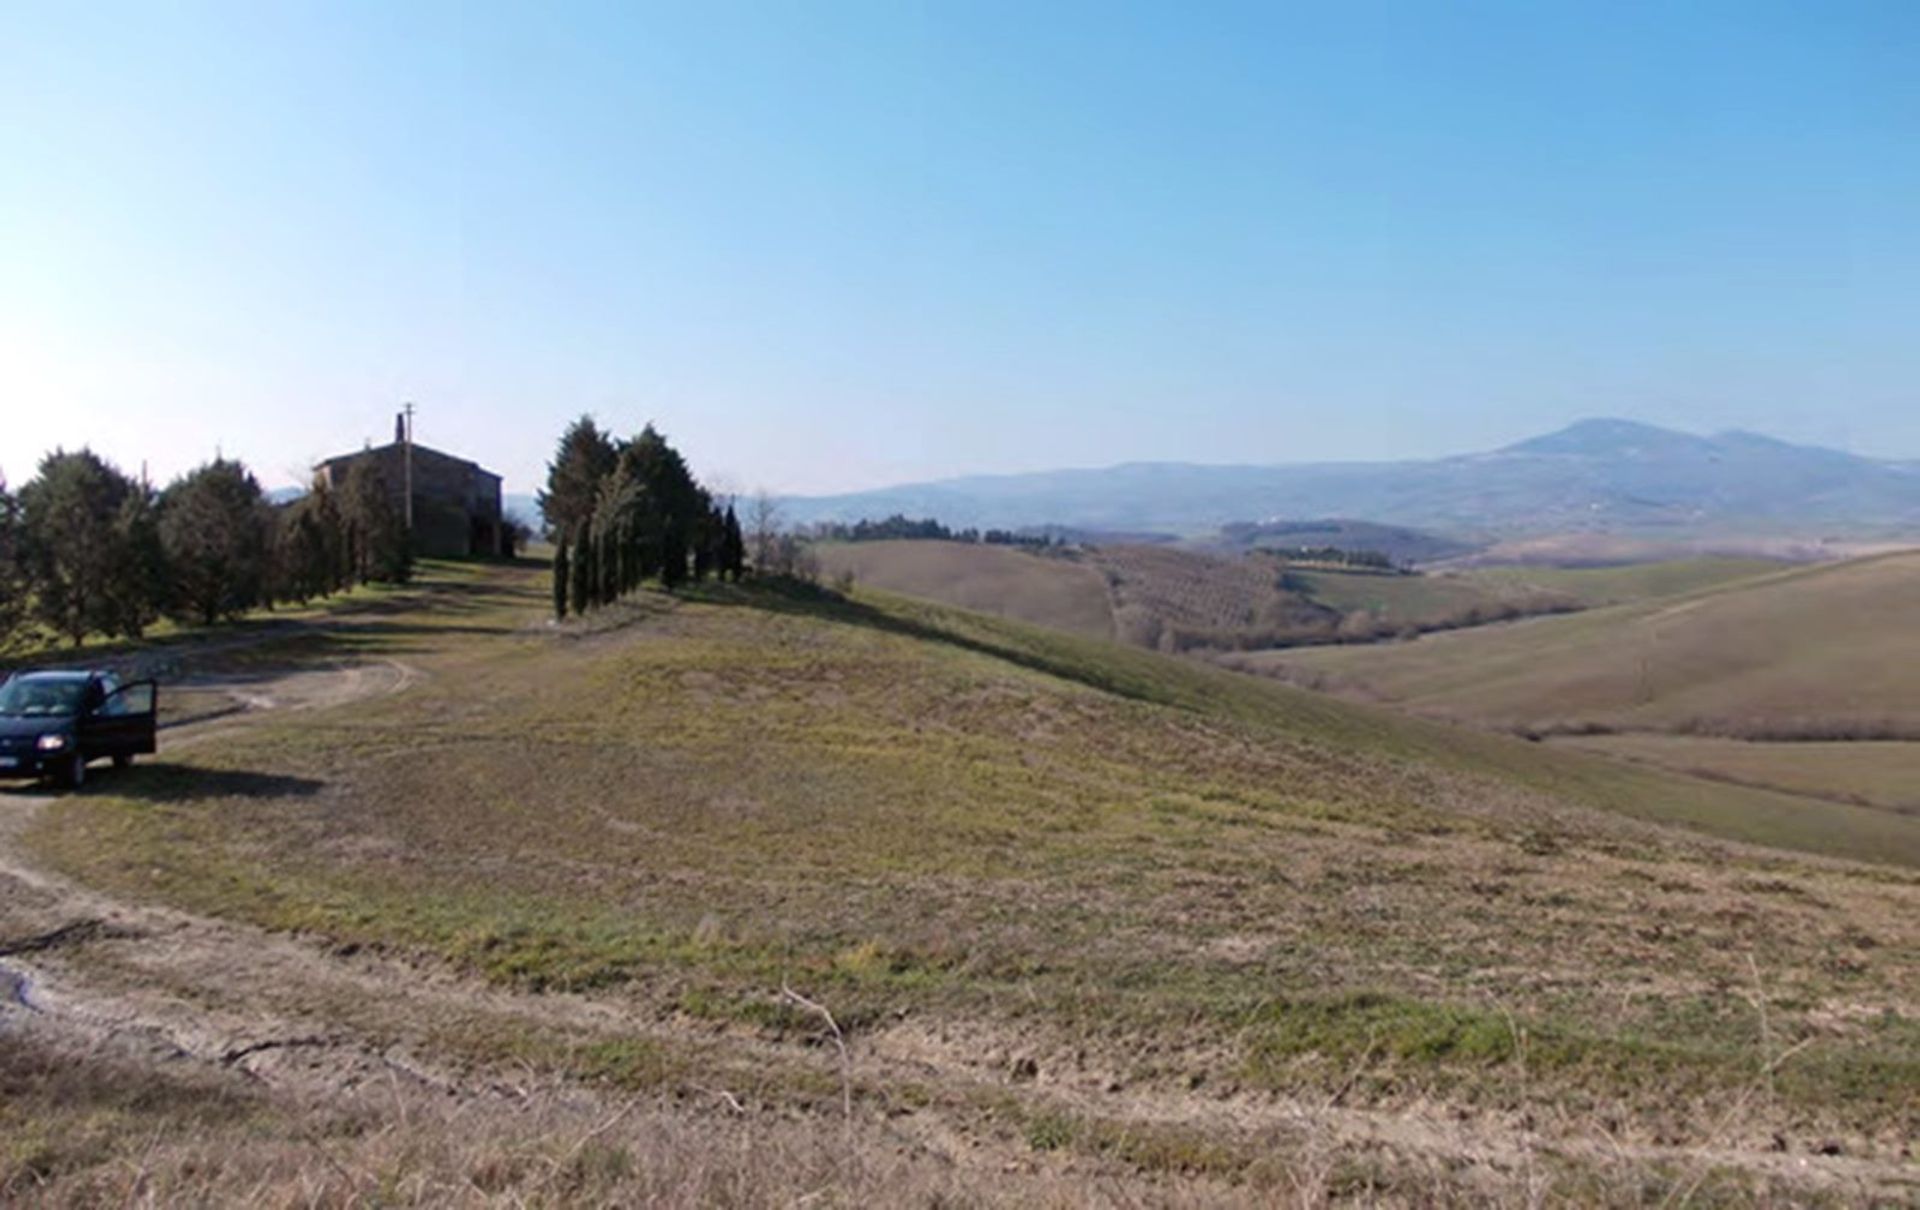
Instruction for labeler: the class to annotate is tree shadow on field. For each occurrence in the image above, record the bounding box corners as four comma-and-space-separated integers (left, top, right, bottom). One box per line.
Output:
687, 578, 1188, 710
100, 763, 326, 804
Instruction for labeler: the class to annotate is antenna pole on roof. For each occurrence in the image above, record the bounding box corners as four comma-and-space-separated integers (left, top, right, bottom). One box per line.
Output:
401, 402, 416, 533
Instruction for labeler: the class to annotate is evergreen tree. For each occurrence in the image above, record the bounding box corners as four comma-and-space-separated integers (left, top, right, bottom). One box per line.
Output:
590, 465, 642, 602
551, 537, 570, 619
158, 458, 272, 624
274, 494, 335, 605
619, 424, 704, 583
570, 529, 594, 612
18, 448, 151, 646
605, 517, 622, 601
660, 517, 687, 590
340, 460, 411, 583
539, 417, 722, 599
0, 475, 32, 651
309, 479, 352, 594
722, 504, 746, 580
539, 416, 619, 544
692, 505, 719, 582
108, 486, 165, 639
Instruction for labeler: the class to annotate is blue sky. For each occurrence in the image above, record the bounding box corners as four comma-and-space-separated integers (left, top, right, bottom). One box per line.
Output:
3, 1, 1915, 496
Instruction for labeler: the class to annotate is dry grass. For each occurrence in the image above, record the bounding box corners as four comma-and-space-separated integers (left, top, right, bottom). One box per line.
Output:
1275, 567, 1577, 636
1257, 551, 1920, 736
1558, 734, 1920, 815
1, 1032, 1211, 1208
11, 561, 1920, 1202
822, 544, 1759, 660
1458, 558, 1785, 608
812, 540, 1115, 640
1088, 545, 1336, 649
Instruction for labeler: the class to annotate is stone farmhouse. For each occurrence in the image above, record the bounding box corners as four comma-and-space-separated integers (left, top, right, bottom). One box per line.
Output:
315, 415, 508, 558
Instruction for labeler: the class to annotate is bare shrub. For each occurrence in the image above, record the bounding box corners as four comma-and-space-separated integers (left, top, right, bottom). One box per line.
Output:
747, 491, 782, 571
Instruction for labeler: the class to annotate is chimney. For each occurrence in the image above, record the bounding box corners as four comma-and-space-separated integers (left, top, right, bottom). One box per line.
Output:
396, 413, 406, 444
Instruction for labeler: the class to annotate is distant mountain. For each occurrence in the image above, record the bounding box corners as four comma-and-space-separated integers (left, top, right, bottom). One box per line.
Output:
782, 419, 1920, 538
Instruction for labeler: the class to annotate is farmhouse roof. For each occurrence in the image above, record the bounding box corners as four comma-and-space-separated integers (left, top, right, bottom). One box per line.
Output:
315, 441, 502, 482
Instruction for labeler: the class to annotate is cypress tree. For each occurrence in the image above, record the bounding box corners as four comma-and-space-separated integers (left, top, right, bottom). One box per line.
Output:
722, 504, 746, 580
660, 518, 687, 590
596, 519, 615, 604
539, 416, 619, 542
552, 538, 570, 619
693, 505, 720, 582
275, 497, 335, 605
570, 529, 593, 612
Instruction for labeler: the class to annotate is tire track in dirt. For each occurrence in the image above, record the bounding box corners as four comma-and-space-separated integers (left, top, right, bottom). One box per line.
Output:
0, 656, 427, 1089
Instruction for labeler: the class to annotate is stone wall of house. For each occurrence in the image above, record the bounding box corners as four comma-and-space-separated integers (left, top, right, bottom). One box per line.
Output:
318, 442, 505, 558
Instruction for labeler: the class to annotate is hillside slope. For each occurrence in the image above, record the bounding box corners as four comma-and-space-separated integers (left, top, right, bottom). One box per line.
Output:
813, 540, 1114, 640
813, 541, 1770, 656
14, 562, 1920, 1201
1261, 550, 1920, 737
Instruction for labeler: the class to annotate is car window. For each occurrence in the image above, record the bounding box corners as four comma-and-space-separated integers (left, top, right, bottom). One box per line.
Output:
108, 682, 155, 716
0, 678, 88, 717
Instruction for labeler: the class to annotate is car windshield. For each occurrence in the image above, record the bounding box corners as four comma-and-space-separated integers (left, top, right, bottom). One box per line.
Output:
0, 678, 88, 717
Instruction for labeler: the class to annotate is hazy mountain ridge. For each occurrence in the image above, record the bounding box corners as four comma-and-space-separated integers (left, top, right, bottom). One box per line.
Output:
781, 419, 1920, 537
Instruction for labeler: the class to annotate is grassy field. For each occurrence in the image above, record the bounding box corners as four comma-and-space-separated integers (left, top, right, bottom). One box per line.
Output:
1458, 558, 1784, 608
1252, 550, 1920, 738
810, 542, 1779, 660
1559, 733, 1920, 814
10, 558, 1920, 1201
1279, 568, 1570, 632
813, 539, 1114, 640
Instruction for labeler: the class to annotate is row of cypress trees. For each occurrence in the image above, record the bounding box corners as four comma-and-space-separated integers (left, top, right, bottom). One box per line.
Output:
540, 418, 745, 620
1, 449, 412, 651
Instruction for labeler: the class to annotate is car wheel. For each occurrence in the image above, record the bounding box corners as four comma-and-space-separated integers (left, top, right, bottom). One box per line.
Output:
64, 753, 86, 790
113, 753, 134, 770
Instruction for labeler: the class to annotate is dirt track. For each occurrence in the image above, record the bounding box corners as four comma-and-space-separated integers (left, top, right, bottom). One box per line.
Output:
0, 656, 425, 1090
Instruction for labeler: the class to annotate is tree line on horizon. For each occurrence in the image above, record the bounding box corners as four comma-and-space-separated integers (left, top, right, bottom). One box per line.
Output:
1262, 544, 1401, 571
541, 417, 747, 619
807, 513, 1058, 548
0, 448, 414, 653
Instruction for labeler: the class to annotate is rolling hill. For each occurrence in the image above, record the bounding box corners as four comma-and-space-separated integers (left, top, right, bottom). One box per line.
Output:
782, 418, 1920, 538
816, 539, 1774, 656
813, 540, 1116, 640
1257, 549, 1920, 738
11, 560, 1920, 1201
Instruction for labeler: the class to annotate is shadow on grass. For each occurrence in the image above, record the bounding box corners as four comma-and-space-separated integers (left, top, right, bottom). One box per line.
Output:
684, 577, 1190, 710
102, 762, 326, 803
4, 562, 541, 678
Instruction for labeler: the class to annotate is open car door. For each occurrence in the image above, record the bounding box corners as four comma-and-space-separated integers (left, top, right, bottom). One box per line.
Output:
90, 680, 159, 760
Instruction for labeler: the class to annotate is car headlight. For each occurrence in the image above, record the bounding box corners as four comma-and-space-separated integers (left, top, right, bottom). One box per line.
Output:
36, 733, 70, 751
